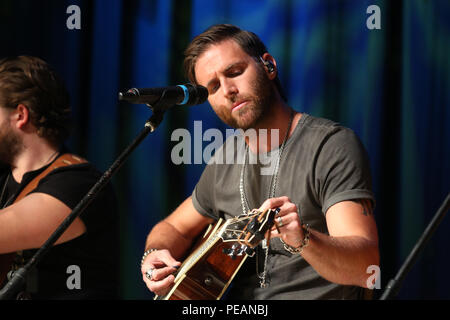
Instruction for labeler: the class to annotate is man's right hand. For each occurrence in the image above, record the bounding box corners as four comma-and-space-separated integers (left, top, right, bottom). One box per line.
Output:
141, 249, 181, 297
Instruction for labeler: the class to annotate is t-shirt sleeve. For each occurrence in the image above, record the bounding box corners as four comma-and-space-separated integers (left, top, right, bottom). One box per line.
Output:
29, 163, 117, 233
191, 163, 219, 221
314, 127, 375, 215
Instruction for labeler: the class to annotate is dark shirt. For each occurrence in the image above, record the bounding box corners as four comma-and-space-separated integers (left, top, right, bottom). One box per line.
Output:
0, 154, 119, 299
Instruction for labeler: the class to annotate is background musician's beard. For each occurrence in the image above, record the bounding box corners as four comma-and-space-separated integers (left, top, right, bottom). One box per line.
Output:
0, 120, 23, 167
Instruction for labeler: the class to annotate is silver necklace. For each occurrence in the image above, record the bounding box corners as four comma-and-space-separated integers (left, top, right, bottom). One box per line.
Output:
239, 109, 294, 288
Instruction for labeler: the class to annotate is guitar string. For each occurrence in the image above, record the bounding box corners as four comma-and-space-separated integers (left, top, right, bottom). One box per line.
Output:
239, 109, 294, 288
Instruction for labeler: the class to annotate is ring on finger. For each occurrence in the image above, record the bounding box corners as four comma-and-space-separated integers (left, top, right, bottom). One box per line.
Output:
145, 268, 154, 281
277, 216, 284, 227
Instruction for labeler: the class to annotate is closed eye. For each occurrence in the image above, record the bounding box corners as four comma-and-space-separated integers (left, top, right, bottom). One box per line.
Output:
227, 69, 243, 77
209, 81, 220, 94
207, 62, 247, 94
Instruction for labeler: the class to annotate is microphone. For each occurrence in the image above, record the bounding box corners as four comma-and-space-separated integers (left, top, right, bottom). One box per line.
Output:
118, 84, 208, 108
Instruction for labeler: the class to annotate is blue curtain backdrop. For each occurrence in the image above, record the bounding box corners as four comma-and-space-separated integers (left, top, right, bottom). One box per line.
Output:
1, 0, 449, 299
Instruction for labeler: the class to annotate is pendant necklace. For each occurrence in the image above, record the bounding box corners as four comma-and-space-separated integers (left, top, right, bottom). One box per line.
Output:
239, 109, 294, 288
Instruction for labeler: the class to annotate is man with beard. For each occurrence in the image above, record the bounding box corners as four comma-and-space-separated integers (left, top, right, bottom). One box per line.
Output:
141, 24, 379, 299
0, 56, 119, 299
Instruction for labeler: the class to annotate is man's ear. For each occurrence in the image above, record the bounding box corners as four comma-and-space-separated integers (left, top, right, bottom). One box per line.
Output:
261, 53, 277, 80
14, 104, 30, 129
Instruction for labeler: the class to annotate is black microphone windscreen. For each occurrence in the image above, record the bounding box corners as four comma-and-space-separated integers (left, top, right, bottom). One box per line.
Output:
183, 84, 208, 106
118, 84, 208, 107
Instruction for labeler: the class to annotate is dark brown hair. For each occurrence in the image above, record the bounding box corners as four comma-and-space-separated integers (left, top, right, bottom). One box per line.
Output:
184, 24, 287, 101
0, 55, 72, 147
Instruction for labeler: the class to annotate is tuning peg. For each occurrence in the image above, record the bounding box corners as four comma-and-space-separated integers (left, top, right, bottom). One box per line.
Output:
247, 216, 260, 233
223, 243, 240, 259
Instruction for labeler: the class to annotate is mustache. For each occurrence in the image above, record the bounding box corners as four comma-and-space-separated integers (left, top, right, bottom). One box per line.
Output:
229, 94, 251, 105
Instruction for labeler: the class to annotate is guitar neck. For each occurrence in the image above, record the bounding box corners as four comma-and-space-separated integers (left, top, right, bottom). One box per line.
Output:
174, 219, 225, 283
155, 209, 276, 300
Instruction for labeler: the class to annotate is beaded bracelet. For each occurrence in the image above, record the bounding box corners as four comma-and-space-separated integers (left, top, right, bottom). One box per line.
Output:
280, 224, 311, 255
140, 248, 158, 266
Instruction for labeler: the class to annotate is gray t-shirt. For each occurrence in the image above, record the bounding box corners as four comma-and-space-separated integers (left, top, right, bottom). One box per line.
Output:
192, 113, 375, 299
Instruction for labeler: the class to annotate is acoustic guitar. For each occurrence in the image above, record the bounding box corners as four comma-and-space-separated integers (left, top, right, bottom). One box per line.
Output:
155, 207, 278, 300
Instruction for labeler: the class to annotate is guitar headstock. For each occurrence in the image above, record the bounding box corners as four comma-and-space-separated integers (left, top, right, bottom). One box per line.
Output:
239, 208, 279, 247
220, 208, 279, 258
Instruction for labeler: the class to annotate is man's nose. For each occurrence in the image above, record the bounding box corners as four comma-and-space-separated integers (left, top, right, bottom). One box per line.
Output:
222, 79, 238, 99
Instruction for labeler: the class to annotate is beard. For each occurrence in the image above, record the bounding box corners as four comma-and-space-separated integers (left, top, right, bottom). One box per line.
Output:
0, 120, 24, 166
213, 68, 276, 130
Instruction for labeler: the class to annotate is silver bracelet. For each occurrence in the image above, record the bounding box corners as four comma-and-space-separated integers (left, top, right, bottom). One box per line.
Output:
140, 248, 158, 266
280, 224, 311, 255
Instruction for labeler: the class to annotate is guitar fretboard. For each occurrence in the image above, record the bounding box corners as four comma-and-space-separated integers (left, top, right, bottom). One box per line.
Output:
174, 221, 228, 282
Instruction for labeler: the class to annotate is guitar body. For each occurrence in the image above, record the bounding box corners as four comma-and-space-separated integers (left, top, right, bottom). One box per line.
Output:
156, 208, 277, 300
167, 233, 247, 299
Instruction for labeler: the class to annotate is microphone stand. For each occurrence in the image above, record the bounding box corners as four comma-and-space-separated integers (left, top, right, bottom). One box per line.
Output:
380, 192, 450, 300
0, 105, 166, 300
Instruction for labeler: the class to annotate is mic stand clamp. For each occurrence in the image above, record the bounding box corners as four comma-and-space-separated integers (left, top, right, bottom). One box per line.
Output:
146, 104, 165, 132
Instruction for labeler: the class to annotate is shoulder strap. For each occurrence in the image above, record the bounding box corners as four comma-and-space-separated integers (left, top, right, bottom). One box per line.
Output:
13, 153, 88, 203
